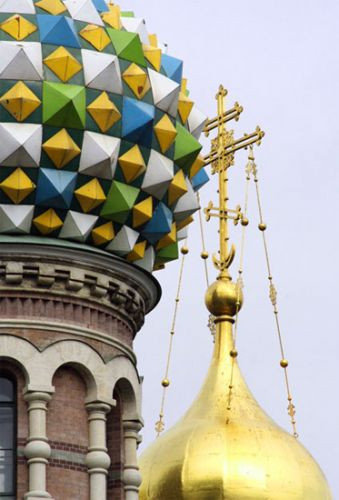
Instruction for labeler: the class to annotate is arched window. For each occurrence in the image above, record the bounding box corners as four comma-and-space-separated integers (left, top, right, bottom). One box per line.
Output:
0, 375, 16, 499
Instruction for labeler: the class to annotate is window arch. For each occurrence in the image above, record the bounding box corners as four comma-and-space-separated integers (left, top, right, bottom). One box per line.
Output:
0, 374, 16, 499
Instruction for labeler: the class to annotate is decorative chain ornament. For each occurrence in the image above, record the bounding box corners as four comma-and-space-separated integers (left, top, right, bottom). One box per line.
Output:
248, 146, 299, 438
226, 152, 251, 416
155, 241, 189, 437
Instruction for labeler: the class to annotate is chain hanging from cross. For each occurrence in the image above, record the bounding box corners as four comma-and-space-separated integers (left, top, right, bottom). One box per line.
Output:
203, 85, 264, 278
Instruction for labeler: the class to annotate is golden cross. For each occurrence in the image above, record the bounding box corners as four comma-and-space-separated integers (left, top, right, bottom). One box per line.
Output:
203, 85, 264, 279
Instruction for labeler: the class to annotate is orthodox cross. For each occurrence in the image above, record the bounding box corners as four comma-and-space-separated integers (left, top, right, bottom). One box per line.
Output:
203, 85, 264, 279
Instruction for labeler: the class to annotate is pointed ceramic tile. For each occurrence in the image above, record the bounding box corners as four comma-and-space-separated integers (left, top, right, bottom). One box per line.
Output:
154, 114, 177, 153
87, 91, 121, 133
0, 204, 34, 234
127, 240, 147, 262
187, 104, 207, 139
92, 221, 114, 246
168, 170, 187, 205
59, 210, 98, 242
178, 91, 194, 124
148, 68, 180, 117
0, 0, 35, 14
44, 46, 82, 82
174, 122, 202, 172
79, 24, 111, 52
64, 0, 103, 26
82, 50, 122, 94
161, 54, 183, 84
191, 168, 209, 191
119, 144, 146, 183
142, 201, 172, 243
79, 131, 120, 180
43, 82, 86, 129
122, 97, 154, 147
122, 63, 150, 100
101, 5, 122, 30
141, 149, 173, 200
0, 15, 37, 41
0, 42, 43, 81
33, 208, 63, 235
75, 178, 106, 213
37, 14, 81, 49
107, 29, 146, 67
134, 245, 155, 272
133, 196, 152, 228
121, 17, 149, 44
100, 180, 139, 224
106, 225, 139, 255
35, 0, 68, 15
143, 44, 162, 72
173, 180, 199, 222
0, 123, 42, 167
42, 128, 80, 169
156, 222, 177, 250
0, 168, 35, 203
35, 168, 77, 209
0, 81, 41, 122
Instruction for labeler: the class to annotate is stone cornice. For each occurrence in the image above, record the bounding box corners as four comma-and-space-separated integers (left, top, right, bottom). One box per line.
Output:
0, 243, 161, 335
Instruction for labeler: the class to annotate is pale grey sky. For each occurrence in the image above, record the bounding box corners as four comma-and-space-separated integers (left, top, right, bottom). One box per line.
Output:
118, 0, 338, 496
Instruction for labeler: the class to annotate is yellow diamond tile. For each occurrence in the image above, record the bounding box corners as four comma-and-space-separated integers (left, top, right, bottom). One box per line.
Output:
33, 209, 63, 235
42, 128, 81, 169
44, 46, 82, 83
178, 91, 194, 124
0, 14, 37, 40
133, 196, 153, 228
79, 24, 111, 52
154, 114, 177, 153
0, 81, 41, 122
101, 5, 122, 29
35, 0, 67, 15
123, 63, 150, 100
92, 221, 114, 246
127, 241, 147, 262
0, 168, 35, 204
143, 44, 162, 71
75, 178, 106, 213
87, 91, 121, 133
119, 145, 146, 183
148, 34, 158, 47
156, 223, 177, 250
168, 170, 187, 205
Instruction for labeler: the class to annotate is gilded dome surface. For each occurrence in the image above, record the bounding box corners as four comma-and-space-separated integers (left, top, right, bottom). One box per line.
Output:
139, 314, 332, 499
0, 0, 207, 272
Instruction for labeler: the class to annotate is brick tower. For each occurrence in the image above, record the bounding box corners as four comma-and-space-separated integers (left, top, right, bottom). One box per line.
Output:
0, 0, 207, 499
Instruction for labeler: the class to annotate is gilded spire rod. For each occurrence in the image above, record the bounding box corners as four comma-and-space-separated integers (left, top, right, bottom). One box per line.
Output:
203, 85, 264, 279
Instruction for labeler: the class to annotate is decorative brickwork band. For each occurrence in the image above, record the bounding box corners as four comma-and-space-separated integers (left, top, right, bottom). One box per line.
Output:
86, 402, 112, 500
123, 420, 143, 500
24, 390, 54, 500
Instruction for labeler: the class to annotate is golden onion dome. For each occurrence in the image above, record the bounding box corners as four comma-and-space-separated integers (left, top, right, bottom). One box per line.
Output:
139, 279, 332, 500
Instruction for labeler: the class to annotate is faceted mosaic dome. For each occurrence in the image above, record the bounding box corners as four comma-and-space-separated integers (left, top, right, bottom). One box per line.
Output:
0, 0, 208, 272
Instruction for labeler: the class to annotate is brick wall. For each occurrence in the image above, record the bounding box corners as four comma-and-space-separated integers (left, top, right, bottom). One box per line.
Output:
107, 390, 124, 499
47, 366, 90, 500
0, 360, 29, 499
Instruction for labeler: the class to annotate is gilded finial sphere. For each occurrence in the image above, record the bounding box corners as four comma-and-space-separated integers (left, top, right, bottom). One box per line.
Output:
205, 279, 243, 317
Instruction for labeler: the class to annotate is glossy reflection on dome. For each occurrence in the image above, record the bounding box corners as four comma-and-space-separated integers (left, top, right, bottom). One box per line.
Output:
139, 281, 332, 500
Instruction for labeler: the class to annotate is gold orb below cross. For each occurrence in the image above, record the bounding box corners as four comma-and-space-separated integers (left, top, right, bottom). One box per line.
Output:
205, 278, 243, 317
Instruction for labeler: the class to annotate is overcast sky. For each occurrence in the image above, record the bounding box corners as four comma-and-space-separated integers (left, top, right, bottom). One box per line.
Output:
118, 0, 338, 496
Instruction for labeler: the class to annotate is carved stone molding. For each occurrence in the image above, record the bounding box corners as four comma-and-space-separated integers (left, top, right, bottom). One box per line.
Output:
0, 243, 161, 337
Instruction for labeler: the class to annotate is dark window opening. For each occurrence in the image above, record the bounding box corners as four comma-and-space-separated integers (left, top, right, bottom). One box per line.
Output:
0, 374, 16, 500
